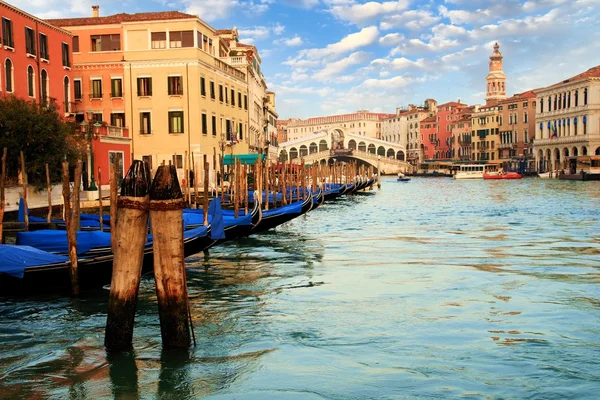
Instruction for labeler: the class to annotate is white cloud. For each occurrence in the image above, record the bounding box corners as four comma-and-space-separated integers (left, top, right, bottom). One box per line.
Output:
239, 24, 287, 43
313, 51, 371, 81
273, 23, 286, 35
10, 0, 95, 19
380, 10, 440, 31
184, 0, 271, 21
284, 36, 304, 46
390, 57, 427, 70
328, 0, 410, 25
299, 26, 379, 60
379, 33, 405, 46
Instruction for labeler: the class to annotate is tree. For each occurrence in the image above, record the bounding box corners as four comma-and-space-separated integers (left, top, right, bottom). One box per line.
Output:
0, 96, 86, 187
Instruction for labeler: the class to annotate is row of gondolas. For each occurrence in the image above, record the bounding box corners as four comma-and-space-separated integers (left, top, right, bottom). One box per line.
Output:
0, 165, 376, 296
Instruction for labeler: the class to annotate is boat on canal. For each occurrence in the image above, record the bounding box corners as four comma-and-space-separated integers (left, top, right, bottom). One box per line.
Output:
558, 156, 600, 181
483, 171, 523, 180
454, 164, 498, 180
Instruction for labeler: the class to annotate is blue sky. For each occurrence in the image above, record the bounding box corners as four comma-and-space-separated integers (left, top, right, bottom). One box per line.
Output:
18, 0, 600, 119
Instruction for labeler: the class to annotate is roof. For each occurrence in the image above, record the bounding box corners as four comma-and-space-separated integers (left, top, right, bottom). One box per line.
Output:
48, 11, 197, 27
215, 29, 232, 35
499, 90, 537, 103
544, 65, 600, 90
422, 116, 436, 123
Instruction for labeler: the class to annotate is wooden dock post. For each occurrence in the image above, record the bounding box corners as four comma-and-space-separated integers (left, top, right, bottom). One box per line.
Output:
149, 165, 191, 349
98, 167, 104, 232
62, 161, 79, 296
45, 163, 52, 223
20, 151, 29, 231
105, 160, 151, 351
109, 162, 118, 252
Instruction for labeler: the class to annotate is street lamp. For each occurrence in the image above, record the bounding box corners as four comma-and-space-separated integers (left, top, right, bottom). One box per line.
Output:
80, 110, 102, 191
218, 131, 226, 179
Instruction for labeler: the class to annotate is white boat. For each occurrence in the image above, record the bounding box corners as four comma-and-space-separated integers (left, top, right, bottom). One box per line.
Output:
538, 171, 553, 179
453, 164, 498, 180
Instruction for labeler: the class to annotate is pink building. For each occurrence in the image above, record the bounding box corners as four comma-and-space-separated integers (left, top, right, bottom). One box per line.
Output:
1, 2, 74, 112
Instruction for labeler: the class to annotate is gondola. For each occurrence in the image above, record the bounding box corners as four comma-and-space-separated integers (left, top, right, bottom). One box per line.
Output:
251, 190, 314, 234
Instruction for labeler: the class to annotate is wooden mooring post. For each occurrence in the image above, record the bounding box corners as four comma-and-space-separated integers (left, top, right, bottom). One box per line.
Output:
105, 160, 151, 351
149, 165, 192, 349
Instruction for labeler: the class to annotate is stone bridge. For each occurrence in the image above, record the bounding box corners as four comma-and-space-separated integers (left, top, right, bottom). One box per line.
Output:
278, 130, 413, 174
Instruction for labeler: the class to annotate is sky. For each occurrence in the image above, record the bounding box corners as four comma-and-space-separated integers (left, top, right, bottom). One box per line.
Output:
16, 0, 600, 119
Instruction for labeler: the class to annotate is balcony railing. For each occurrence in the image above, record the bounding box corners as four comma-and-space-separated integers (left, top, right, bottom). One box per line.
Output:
97, 125, 129, 138
214, 59, 246, 81
226, 56, 248, 66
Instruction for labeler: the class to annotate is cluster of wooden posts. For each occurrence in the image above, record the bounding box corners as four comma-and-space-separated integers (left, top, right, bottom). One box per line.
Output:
0, 147, 376, 350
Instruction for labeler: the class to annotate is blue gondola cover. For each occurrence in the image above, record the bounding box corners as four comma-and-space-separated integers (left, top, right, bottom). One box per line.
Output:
0, 245, 69, 278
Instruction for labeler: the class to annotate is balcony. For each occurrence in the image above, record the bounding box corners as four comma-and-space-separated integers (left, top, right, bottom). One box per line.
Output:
225, 56, 248, 67
214, 59, 246, 81
97, 125, 130, 139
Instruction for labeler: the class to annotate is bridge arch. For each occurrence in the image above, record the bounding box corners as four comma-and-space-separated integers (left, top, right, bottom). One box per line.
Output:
367, 144, 376, 154
348, 139, 357, 150
386, 148, 394, 158
300, 145, 308, 157
279, 149, 288, 161
309, 142, 318, 154
359, 141, 366, 152
377, 146, 385, 157
396, 150, 405, 161
290, 147, 298, 159
319, 139, 328, 152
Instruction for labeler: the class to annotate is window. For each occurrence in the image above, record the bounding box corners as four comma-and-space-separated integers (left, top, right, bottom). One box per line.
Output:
244, 94, 248, 110
74, 80, 82, 100
25, 27, 36, 55
172, 154, 183, 168
210, 81, 215, 99
168, 111, 184, 133
169, 31, 194, 48
63, 77, 70, 112
202, 113, 207, 134
574, 90, 579, 107
524, 112, 528, 123
219, 84, 224, 102
142, 155, 153, 171
91, 34, 121, 51
91, 79, 102, 98
137, 77, 152, 96
238, 122, 243, 140
109, 152, 125, 182
5, 59, 12, 92
584, 88, 588, 105
226, 119, 232, 140
231, 89, 235, 106
111, 78, 122, 97
238, 92, 242, 109
225, 86, 229, 104
151, 32, 166, 49
92, 112, 103, 122
212, 115, 217, 136
27, 66, 35, 97
110, 113, 125, 127
140, 112, 152, 134
168, 76, 183, 95
2, 18, 14, 48
73, 36, 79, 52
200, 77, 206, 96
40, 70, 48, 105
39, 34, 49, 60
62, 43, 70, 67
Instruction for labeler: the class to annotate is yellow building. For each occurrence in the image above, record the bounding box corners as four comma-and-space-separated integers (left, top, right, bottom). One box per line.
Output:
51, 7, 250, 179
471, 105, 500, 162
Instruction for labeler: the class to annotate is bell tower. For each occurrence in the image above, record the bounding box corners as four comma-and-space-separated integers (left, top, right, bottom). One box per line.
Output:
485, 42, 506, 105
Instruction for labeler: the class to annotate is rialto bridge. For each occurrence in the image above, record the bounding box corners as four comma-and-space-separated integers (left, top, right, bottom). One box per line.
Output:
278, 130, 413, 174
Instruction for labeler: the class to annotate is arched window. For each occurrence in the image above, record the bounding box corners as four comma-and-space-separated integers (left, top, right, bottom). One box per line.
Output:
5, 59, 12, 92
41, 69, 49, 105
27, 66, 35, 97
547, 97, 551, 111
574, 90, 578, 107
567, 92, 571, 108
63, 76, 71, 113
540, 97, 544, 113
583, 88, 588, 105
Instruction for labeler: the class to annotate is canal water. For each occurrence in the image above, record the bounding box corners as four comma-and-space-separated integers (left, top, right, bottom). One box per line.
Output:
1, 177, 599, 399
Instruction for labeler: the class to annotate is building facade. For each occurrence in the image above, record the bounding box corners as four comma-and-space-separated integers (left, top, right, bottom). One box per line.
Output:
381, 108, 408, 146
50, 7, 252, 185
1, 2, 74, 112
285, 111, 395, 143
497, 91, 536, 172
533, 65, 600, 172
449, 114, 473, 161
406, 100, 437, 165
471, 105, 500, 162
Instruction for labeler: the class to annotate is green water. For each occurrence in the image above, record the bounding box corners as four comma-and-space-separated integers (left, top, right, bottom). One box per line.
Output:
1, 177, 599, 399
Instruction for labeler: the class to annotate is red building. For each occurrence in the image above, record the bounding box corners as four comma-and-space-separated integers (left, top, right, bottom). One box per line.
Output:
1, 2, 74, 113
420, 116, 437, 160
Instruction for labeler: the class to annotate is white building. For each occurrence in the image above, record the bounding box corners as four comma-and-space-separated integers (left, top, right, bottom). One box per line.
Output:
534, 65, 600, 172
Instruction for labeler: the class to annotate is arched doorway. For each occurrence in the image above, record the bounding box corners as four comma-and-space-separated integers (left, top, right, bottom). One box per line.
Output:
572, 147, 578, 157
367, 144, 376, 154
358, 142, 366, 152
595, 147, 600, 155
309, 142, 318, 154
299, 145, 308, 157
554, 148, 561, 170
582, 146, 588, 156
348, 139, 357, 150
289, 147, 298, 159
396, 150, 405, 161
386, 148, 394, 158
377, 146, 385, 157
331, 129, 344, 150
319, 139, 328, 152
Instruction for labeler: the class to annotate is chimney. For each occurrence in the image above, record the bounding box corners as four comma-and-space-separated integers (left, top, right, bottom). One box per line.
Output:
92, 5, 100, 18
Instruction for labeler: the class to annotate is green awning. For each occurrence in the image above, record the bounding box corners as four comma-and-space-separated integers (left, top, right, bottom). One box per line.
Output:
223, 153, 266, 166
